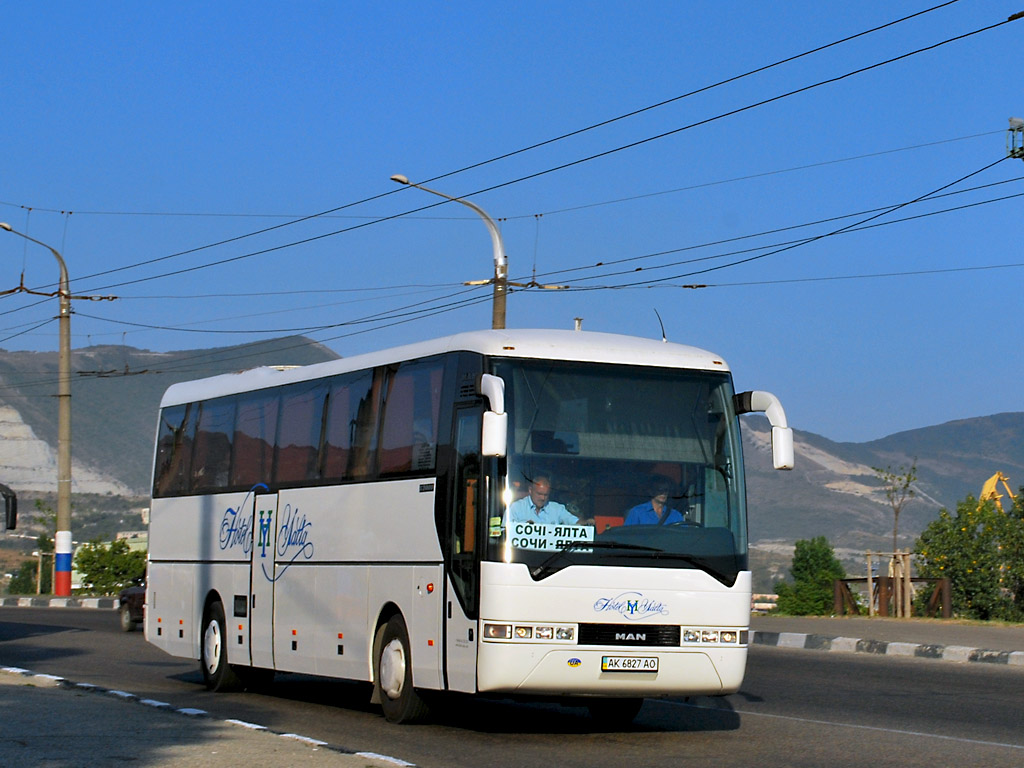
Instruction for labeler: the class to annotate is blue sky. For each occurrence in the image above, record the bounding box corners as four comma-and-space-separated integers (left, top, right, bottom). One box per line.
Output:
1, 1, 1021, 443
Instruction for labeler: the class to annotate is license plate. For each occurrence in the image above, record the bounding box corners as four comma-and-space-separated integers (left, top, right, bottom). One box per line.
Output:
601, 655, 658, 672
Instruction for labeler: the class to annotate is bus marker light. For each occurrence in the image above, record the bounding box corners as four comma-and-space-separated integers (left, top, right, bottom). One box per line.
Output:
720, 631, 737, 643
514, 626, 533, 639
427, 583, 434, 593
428, 639, 434, 646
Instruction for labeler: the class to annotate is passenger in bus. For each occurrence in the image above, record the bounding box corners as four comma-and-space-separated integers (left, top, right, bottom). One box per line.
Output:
509, 472, 581, 525
623, 477, 686, 525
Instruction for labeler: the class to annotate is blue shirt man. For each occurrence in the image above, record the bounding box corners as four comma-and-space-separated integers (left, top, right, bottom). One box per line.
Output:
509, 474, 579, 525
624, 481, 685, 525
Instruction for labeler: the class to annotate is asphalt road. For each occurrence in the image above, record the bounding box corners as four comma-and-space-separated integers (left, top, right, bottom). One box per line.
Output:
2, 607, 1023, 768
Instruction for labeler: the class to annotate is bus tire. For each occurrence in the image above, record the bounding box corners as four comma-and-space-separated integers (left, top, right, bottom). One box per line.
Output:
200, 601, 242, 692
375, 615, 429, 723
587, 697, 644, 727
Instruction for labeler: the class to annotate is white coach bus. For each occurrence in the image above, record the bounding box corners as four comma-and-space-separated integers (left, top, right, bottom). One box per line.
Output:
144, 329, 793, 724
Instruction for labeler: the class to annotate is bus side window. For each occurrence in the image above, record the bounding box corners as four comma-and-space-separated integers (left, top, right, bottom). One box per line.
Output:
153, 404, 193, 497
379, 358, 444, 476
275, 380, 328, 485
191, 397, 236, 493
322, 371, 370, 482
232, 390, 279, 488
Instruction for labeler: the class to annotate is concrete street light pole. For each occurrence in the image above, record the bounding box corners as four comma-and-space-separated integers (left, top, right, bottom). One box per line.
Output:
390, 175, 508, 329
0, 223, 73, 596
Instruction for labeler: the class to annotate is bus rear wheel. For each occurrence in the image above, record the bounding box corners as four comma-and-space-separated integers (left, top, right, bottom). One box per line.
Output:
200, 601, 242, 692
375, 615, 429, 723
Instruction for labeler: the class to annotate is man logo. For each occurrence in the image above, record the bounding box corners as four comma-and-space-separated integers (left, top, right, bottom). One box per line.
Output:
567, 658, 582, 667
615, 632, 646, 642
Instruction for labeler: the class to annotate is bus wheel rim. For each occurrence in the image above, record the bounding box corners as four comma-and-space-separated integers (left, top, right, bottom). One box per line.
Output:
379, 638, 406, 699
204, 620, 222, 674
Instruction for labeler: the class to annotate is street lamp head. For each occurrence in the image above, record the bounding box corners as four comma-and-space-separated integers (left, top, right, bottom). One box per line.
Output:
1011, 117, 1024, 130
390, 174, 410, 185
0, 222, 12, 232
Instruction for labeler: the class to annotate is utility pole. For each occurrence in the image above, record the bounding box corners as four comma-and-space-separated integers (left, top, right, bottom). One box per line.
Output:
1, 223, 74, 596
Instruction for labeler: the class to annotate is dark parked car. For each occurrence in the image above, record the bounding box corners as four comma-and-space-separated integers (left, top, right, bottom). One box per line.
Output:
118, 584, 145, 632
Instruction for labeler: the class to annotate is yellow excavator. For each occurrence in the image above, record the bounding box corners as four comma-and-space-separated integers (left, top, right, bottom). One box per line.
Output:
980, 472, 1017, 511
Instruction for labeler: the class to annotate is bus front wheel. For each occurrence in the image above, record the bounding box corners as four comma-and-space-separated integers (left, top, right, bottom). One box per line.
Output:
200, 601, 241, 692
375, 615, 429, 723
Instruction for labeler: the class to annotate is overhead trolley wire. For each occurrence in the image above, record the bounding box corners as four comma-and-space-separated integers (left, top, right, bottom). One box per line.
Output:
565, 156, 1013, 291
522, 176, 1024, 285
60, 2, 969, 291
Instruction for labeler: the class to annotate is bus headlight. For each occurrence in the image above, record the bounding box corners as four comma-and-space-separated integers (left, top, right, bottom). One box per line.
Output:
482, 623, 577, 642
484, 623, 512, 639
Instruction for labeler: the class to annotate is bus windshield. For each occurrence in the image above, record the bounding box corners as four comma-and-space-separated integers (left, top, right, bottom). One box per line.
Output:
489, 359, 747, 585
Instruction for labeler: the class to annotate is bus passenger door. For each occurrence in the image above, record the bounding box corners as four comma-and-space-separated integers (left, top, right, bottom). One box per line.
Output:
249, 492, 279, 670
446, 407, 482, 693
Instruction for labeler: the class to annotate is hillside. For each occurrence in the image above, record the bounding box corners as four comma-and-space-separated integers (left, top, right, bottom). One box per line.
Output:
0, 336, 339, 493
742, 412, 1024, 551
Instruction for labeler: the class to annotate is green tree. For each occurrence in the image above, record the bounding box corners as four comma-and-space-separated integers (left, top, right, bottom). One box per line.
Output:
73, 538, 146, 595
774, 536, 846, 615
7, 560, 38, 594
872, 462, 917, 553
914, 494, 1024, 621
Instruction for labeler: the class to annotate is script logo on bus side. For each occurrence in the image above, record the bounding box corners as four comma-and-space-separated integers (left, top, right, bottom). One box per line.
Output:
218, 484, 268, 555
593, 591, 669, 621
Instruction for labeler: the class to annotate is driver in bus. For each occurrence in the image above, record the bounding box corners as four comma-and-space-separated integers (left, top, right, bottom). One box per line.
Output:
509, 472, 582, 525
624, 477, 686, 525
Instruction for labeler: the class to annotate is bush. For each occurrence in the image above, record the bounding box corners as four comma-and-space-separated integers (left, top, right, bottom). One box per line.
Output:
914, 494, 1024, 621
73, 538, 146, 595
774, 536, 846, 615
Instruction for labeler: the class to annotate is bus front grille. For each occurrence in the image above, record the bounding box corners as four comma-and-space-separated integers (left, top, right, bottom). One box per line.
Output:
577, 624, 680, 647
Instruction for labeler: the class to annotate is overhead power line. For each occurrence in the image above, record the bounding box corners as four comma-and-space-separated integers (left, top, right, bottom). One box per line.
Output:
65, 11, 1013, 300
529, 177, 1024, 286
566, 156, 1012, 291
22, 2, 969, 297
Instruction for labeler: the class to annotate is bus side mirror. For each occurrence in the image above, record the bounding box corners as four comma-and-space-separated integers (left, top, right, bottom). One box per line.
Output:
734, 391, 794, 471
478, 374, 507, 458
0, 483, 17, 531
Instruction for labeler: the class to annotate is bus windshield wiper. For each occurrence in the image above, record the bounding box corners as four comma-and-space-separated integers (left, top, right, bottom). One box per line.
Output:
530, 540, 662, 579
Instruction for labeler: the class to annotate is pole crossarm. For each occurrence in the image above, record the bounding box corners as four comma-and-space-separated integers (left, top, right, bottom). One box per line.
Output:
0, 278, 117, 302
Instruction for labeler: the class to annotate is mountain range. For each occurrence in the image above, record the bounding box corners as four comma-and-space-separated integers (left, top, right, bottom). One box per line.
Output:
0, 336, 1020, 562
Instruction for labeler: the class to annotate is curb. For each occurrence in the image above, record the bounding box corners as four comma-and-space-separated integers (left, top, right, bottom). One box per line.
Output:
0, 665, 416, 766
0, 596, 117, 609
752, 630, 1024, 666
